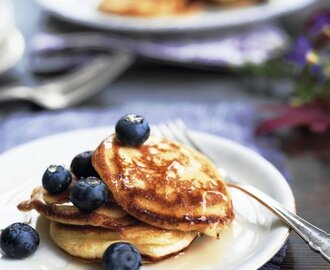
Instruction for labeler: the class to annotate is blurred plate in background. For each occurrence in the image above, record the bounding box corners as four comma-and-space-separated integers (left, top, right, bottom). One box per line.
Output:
36, 0, 317, 33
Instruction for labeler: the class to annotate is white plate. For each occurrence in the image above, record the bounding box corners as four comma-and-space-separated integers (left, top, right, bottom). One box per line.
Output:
0, 127, 295, 270
36, 0, 316, 33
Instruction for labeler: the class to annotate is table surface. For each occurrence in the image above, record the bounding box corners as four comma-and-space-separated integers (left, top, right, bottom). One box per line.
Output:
1, 0, 330, 269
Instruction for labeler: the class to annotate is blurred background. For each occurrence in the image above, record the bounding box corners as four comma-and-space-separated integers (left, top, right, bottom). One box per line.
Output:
1, 0, 329, 112
0, 0, 329, 269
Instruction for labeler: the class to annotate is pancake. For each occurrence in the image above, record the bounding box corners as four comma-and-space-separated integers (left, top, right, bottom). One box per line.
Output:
92, 134, 234, 238
18, 182, 199, 262
98, 0, 195, 17
98, 0, 263, 17
50, 221, 197, 262
17, 185, 136, 229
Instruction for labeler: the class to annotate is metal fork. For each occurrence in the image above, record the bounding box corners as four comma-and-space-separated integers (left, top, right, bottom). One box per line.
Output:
156, 119, 330, 263
0, 52, 134, 110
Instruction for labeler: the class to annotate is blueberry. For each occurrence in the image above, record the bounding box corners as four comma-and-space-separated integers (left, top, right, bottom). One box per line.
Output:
0, 223, 39, 258
70, 151, 99, 178
115, 114, 150, 146
69, 177, 108, 212
102, 242, 141, 270
42, 165, 72, 194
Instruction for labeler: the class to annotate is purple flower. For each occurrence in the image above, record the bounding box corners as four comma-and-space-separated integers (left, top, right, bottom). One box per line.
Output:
309, 44, 330, 81
310, 64, 325, 81
287, 36, 312, 67
305, 11, 330, 37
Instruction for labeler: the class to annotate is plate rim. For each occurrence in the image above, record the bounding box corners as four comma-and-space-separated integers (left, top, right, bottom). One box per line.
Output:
35, 0, 317, 33
0, 126, 295, 269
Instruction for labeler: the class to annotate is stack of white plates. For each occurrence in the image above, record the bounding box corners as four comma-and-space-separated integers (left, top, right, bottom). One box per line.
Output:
0, 0, 25, 76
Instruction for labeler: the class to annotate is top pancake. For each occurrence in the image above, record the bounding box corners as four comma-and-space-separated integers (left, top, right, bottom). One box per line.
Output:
93, 134, 234, 237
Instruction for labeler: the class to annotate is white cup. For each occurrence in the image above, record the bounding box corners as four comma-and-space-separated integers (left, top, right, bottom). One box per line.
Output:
0, 0, 15, 46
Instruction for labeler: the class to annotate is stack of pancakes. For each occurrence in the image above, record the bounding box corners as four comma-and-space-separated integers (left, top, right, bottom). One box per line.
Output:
18, 135, 234, 263
98, 0, 265, 17
98, 0, 198, 17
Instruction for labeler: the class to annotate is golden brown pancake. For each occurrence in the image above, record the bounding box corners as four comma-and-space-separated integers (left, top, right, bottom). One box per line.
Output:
50, 221, 197, 262
18, 183, 199, 262
17, 185, 136, 229
93, 135, 234, 238
98, 0, 264, 17
98, 0, 199, 17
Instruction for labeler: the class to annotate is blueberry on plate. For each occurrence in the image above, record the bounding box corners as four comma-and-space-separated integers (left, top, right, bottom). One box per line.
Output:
115, 114, 150, 146
42, 165, 72, 194
0, 223, 40, 259
102, 242, 141, 270
70, 151, 99, 178
69, 177, 108, 212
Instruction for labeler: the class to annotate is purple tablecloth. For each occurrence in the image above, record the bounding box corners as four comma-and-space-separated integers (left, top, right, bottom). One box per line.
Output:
30, 23, 289, 73
0, 101, 289, 269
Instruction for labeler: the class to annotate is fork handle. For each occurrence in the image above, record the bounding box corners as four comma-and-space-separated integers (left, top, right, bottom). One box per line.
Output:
0, 86, 33, 102
229, 182, 330, 262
